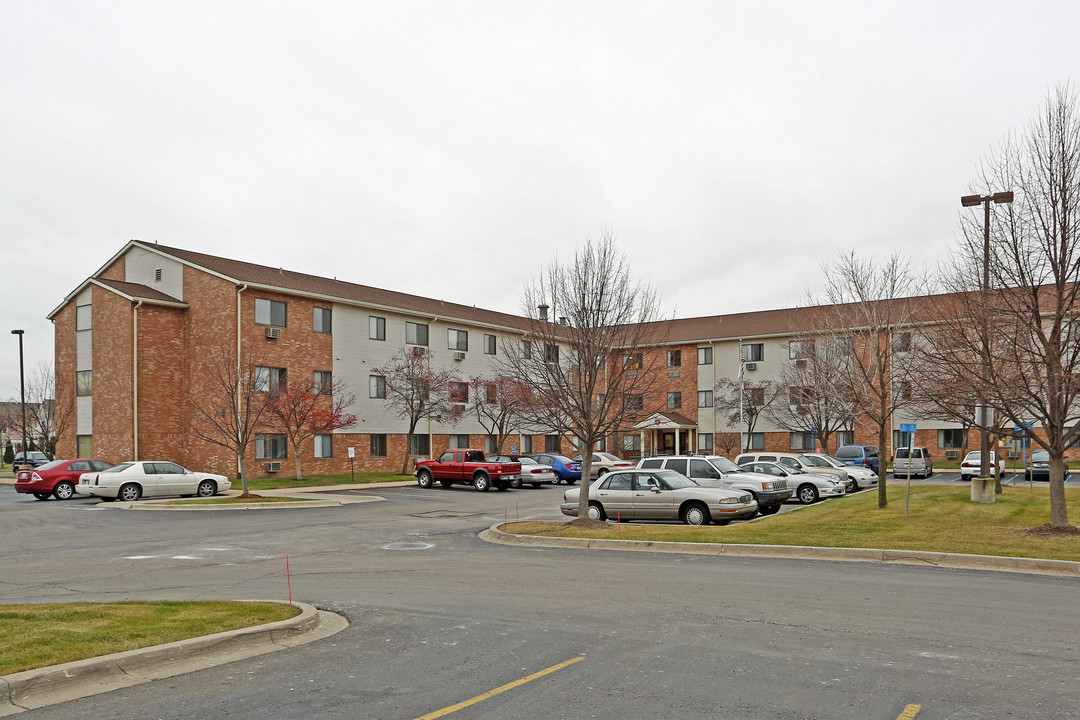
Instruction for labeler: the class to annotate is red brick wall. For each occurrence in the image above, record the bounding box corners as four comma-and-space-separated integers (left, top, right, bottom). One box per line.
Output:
99, 257, 125, 281
53, 304, 77, 459
135, 305, 185, 461
92, 289, 134, 462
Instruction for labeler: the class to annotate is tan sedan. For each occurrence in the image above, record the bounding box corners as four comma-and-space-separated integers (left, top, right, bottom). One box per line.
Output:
560, 469, 757, 525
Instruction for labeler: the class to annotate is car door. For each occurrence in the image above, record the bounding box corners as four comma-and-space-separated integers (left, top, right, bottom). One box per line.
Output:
133, 462, 163, 496
687, 458, 725, 488
157, 462, 195, 495
593, 473, 634, 519
632, 472, 676, 520
65, 460, 92, 487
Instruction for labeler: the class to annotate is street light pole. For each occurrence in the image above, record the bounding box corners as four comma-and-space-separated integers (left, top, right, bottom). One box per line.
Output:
10, 330, 27, 465
961, 191, 1014, 480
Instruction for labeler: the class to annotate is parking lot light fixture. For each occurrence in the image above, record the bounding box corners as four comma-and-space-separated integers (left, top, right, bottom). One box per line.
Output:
11, 330, 27, 465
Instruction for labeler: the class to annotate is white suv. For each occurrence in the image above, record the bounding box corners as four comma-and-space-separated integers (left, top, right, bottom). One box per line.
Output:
636, 455, 793, 515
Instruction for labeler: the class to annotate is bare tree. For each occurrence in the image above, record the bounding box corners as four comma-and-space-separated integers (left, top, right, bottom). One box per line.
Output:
713, 378, 783, 451
371, 348, 462, 475
499, 230, 665, 522
714, 432, 740, 457
763, 335, 855, 454
267, 375, 356, 481
467, 375, 528, 455
929, 86, 1080, 527
813, 251, 922, 508
24, 362, 73, 460
188, 342, 276, 495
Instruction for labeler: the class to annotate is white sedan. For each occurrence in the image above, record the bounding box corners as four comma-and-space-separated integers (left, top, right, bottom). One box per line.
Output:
801, 453, 880, 491
77, 461, 231, 501
739, 460, 846, 504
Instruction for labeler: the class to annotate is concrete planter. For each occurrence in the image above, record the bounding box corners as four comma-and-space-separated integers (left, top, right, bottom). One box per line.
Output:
971, 476, 996, 503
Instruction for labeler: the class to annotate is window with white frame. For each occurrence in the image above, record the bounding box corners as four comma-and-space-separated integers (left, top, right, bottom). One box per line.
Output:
406, 321, 429, 346
521, 435, 533, 454
892, 331, 912, 352
522, 340, 532, 358
484, 334, 497, 355
410, 435, 430, 455
370, 434, 387, 457
545, 435, 562, 452
76, 370, 92, 397
748, 432, 765, 450
485, 435, 497, 453
697, 346, 712, 365
76, 305, 92, 331
698, 390, 713, 407
835, 430, 854, 446
544, 344, 559, 363
622, 435, 641, 453
938, 429, 964, 448
314, 370, 333, 395
790, 432, 814, 450
369, 375, 386, 399
255, 434, 287, 459
254, 298, 287, 327
667, 349, 681, 367
788, 339, 815, 359
667, 392, 682, 409
255, 366, 287, 393
314, 434, 333, 458
698, 434, 714, 452
448, 329, 468, 351
313, 307, 332, 333
449, 434, 470, 449
369, 316, 386, 341
741, 343, 764, 362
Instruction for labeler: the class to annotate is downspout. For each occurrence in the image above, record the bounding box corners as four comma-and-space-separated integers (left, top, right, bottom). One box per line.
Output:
236, 284, 248, 477
132, 300, 143, 460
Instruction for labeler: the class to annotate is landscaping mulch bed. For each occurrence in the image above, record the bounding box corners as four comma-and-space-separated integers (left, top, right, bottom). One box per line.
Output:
1023, 523, 1080, 538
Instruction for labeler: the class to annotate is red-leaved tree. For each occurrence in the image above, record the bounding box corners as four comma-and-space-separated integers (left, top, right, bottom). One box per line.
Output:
267, 375, 356, 481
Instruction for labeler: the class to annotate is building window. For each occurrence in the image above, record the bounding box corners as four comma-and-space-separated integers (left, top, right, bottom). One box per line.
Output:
255, 434, 287, 459
790, 386, 813, 407
369, 375, 386, 399
545, 435, 562, 453
313, 307, 332, 334
76, 305, 92, 331
836, 430, 854, 447
406, 321, 429, 346
369, 316, 386, 341
254, 298, 287, 327
522, 340, 532, 359
749, 387, 765, 405
748, 432, 765, 450
667, 392, 682, 410
832, 336, 854, 356
623, 394, 644, 412
545, 344, 559, 363
790, 432, 814, 450
314, 434, 332, 458
698, 434, 714, 453
521, 435, 533, 454
484, 334, 497, 355
893, 429, 913, 449
697, 346, 712, 365
900, 381, 913, 400
789, 340, 815, 360
255, 366, 287, 393
484, 383, 497, 404
622, 435, 641, 453
370, 434, 387, 457
741, 343, 764, 362
449, 381, 468, 410
449, 434, 470, 449
448, 329, 468, 351
667, 350, 681, 367
939, 429, 965, 449
698, 390, 713, 408
595, 437, 607, 452
76, 370, 92, 397
623, 352, 642, 370
77, 435, 93, 458
314, 371, 333, 395
485, 435, 498, 454
892, 332, 912, 352
410, 435, 430, 456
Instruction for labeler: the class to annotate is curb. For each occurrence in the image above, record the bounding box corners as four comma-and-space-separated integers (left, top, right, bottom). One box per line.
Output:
479, 525, 1080, 578
85, 481, 419, 511
0, 600, 347, 716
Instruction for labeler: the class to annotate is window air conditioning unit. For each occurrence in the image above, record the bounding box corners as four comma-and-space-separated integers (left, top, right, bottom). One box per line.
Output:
453, 351, 466, 361
745, 362, 757, 371
266, 462, 281, 472
1008, 451, 1020, 459
411, 346, 427, 357
946, 450, 959, 459
265, 327, 282, 339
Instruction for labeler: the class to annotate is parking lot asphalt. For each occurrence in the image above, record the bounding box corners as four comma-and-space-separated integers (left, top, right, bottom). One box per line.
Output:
3, 475, 1079, 718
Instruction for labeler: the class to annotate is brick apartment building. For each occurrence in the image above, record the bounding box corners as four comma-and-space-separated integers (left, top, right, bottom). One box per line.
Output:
49, 241, 1037, 478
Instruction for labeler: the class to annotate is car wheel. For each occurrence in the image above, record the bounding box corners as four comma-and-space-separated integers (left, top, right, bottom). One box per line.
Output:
682, 502, 710, 526
597, 468, 608, 476
197, 479, 217, 497
550, 477, 560, 485
531, 483, 542, 488
54, 481, 76, 500
849, 478, 860, 491
587, 502, 606, 521
510, 477, 522, 488
473, 474, 491, 492
797, 484, 819, 504
758, 504, 781, 515
118, 483, 142, 502
417, 470, 434, 488
32, 492, 51, 500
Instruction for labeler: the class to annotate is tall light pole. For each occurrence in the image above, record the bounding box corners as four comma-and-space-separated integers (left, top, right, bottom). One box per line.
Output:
961, 191, 1014, 479
10, 330, 27, 465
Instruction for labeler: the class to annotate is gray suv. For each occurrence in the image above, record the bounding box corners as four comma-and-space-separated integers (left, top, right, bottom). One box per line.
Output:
636, 455, 793, 515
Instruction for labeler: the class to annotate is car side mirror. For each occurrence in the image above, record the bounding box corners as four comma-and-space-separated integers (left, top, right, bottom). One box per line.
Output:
651, 486, 662, 494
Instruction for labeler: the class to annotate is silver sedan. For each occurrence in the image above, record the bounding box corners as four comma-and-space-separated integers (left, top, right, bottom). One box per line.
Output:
560, 469, 758, 525
488, 455, 558, 487
739, 461, 845, 504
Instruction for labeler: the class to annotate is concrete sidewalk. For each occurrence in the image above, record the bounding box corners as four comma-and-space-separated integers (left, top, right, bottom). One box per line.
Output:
0, 601, 347, 716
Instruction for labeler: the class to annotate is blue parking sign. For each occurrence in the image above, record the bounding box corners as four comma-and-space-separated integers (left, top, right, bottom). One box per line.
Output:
899, 423, 917, 432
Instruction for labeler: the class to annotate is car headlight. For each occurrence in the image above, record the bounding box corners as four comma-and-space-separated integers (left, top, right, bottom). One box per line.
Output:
718, 496, 739, 504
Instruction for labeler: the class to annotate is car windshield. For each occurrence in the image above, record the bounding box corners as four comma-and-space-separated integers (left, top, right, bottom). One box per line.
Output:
710, 456, 743, 473
101, 463, 133, 473
655, 470, 698, 489
1031, 451, 1049, 461
36, 460, 66, 471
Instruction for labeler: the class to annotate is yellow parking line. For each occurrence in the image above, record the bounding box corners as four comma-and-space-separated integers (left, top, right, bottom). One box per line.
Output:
897, 704, 922, 719
413, 656, 584, 720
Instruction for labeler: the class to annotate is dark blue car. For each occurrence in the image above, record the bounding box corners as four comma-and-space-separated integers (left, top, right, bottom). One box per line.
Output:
531, 454, 582, 484
834, 445, 880, 473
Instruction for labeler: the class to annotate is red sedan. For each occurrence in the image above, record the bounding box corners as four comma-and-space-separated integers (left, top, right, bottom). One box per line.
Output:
15, 459, 114, 500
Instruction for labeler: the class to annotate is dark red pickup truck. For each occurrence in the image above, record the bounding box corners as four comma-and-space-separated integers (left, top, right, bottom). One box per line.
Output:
414, 449, 522, 492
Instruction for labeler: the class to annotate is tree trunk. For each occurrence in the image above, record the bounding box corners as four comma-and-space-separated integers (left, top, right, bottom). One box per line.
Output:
238, 450, 249, 495
401, 431, 414, 475
292, 441, 303, 482
577, 441, 594, 520
1048, 453, 1070, 527
877, 424, 888, 509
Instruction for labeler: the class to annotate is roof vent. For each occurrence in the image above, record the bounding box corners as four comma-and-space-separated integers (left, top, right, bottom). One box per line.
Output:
154, 268, 162, 282
538, 304, 549, 322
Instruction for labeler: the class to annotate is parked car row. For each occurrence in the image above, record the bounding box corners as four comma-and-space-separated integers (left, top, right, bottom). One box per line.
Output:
14, 459, 231, 501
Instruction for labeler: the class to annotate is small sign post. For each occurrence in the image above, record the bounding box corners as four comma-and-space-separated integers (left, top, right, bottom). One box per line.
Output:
348, 446, 355, 483
900, 423, 917, 518
511, 445, 517, 455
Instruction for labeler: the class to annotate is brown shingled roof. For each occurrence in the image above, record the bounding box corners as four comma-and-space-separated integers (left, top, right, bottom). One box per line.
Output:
94, 278, 188, 305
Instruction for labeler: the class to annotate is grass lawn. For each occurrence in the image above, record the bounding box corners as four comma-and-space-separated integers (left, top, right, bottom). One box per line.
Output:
236, 471, 406, 492
0, 601, 300, 676
506, 485, 1080, 562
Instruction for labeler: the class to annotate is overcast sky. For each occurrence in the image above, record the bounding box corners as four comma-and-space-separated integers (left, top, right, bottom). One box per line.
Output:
1, 0, 1076, 399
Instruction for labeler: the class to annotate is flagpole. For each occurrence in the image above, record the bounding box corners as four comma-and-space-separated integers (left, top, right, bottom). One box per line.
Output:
738, 338, 744, 453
